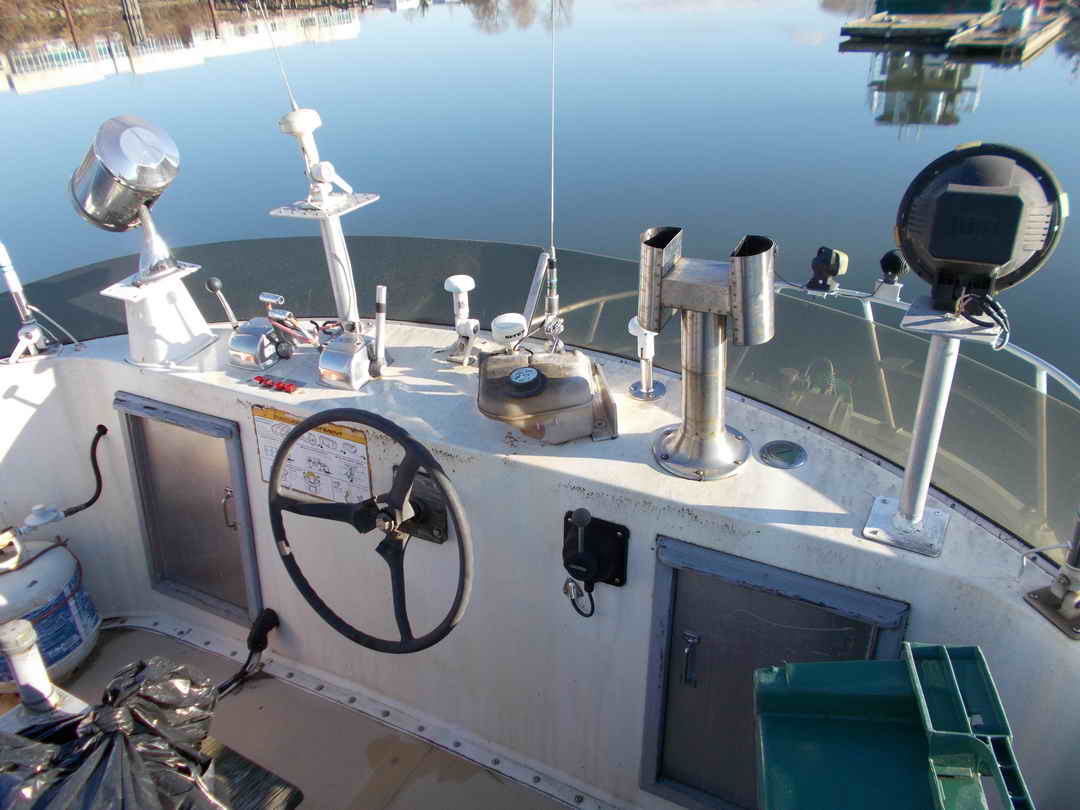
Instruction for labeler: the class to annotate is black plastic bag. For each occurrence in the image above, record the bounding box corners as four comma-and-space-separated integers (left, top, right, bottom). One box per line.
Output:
0, 657, 231, 810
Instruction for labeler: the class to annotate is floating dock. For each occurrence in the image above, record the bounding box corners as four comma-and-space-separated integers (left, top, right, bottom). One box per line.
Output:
946, 10, 1069, 58
841, 11, 996, 42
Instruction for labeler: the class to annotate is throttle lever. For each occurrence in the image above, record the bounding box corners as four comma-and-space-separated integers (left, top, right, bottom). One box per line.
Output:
206, 277, 239, 329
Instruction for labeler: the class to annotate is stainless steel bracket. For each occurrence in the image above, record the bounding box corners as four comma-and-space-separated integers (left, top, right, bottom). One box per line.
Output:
1025, 588, 1080, 640
1025, 517, 1080, 639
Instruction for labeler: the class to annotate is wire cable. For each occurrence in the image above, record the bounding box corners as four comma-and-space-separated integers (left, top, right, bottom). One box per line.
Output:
958, 292, 1010, 350
64, 425, 108, 517
28, 305, 82, 350
218, 651, 257, 698
570, 590, 595, 618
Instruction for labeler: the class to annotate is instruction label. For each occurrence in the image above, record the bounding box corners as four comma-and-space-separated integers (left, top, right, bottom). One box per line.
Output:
252, 406, 373, 503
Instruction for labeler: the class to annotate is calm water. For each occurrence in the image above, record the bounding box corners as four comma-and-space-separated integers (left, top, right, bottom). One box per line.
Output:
1, 0, 1078, 379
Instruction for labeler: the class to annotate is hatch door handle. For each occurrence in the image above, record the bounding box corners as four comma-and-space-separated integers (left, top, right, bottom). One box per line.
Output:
681, 631, 701, 688
222, 487, 238, 530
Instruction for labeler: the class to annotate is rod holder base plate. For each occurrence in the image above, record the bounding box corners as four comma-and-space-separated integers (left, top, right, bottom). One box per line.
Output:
862, 496, 949, 557
629, 380, 666, 401
1024, 587, 1080, 640
652, 424, 750, 481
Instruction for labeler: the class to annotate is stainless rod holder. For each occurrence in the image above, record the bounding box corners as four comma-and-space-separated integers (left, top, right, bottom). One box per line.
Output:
637, 228, 777, 481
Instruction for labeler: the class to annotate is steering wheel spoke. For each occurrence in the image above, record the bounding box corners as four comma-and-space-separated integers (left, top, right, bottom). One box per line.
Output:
275, 496, 356, 523
376, 534, 414, 642
268, 408, 473, 655
385, 447, 422, 517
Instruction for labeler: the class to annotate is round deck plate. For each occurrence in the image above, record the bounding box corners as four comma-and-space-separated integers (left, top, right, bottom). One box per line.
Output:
759, 440, 807, 470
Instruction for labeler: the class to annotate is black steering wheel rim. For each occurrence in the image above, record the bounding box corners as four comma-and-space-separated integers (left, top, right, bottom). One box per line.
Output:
269, 408, 474, 654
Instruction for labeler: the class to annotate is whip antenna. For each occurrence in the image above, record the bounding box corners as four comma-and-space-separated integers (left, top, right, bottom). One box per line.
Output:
544, 0, 563, 347
549, 0, 557, 265
257, 1, 299, 111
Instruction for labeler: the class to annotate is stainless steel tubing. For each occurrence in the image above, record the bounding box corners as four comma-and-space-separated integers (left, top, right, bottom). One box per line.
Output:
1067, 509, 1080, 569
640, 355, 655, 394
729, 235, 776, 346
638, 226, 682, 333
896, 334, 959, 527
653, 311, 749, 480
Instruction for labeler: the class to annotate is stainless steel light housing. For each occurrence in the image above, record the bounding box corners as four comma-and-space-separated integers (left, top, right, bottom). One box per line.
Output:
896, 142, 1067, 311
70, 116, 180, 232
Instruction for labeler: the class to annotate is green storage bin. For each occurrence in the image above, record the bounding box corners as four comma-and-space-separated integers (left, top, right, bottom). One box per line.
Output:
754, 643, 1035, 810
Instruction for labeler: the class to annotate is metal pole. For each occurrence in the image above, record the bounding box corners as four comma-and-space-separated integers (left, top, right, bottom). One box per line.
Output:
862, 299, 897, 431
1036, 367, 1049, 527
896, 334, 959, 527
652, 312, 748, 480
640, 354, 655, 394
684, 312, 723, 428
1067, 508, 1080, 569
318, 217, 361, 328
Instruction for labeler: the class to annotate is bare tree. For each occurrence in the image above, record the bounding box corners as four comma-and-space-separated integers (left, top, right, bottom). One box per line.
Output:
463, 0, 571, 33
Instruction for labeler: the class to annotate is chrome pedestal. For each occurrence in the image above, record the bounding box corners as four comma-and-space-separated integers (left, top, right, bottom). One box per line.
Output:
652, 312, 749, 480
637, 228, 776, 482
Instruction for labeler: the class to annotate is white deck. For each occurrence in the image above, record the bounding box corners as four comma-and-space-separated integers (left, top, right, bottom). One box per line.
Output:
0, 321, 1074, 808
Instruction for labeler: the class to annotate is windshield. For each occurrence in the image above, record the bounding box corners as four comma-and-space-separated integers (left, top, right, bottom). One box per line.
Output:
7, 234, 1078, 558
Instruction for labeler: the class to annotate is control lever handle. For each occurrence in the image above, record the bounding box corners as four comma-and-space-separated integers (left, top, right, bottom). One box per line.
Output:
206, 277, 239, 329
570, 508, 591, 553
372, 285, 388, 376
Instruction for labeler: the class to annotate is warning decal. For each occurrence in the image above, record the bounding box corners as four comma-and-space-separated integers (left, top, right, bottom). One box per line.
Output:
252, 406, 373, 503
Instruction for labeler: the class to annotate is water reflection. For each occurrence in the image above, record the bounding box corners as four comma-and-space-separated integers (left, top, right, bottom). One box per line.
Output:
1055, 19, 1080, 78
1, 6, 367, 94
837, 39, 1067, 137
0, 0, 570, 93
463, 0, 570, 32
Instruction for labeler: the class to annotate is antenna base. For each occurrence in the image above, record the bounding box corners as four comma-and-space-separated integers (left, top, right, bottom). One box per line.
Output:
270, 192, 379, 221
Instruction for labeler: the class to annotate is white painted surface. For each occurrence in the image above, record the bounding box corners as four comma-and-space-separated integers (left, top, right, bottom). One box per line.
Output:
0, 323, 1073, 809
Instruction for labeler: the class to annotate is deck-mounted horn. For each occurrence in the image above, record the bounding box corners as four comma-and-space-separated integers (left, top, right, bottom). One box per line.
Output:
638, 228, 777, 480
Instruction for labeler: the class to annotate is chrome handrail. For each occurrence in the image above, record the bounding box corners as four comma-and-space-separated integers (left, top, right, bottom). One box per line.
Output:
558, 281, 1080, 406
775, 281, 1080, 406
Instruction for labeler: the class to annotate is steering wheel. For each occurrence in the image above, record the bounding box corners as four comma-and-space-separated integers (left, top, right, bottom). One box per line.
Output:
269, 408, 474, 654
